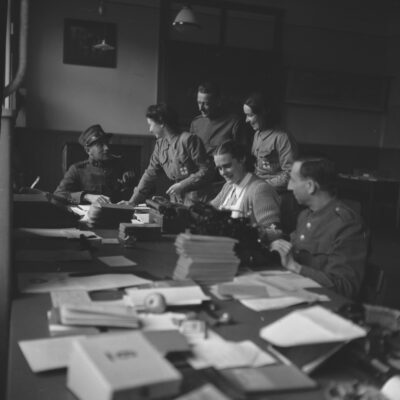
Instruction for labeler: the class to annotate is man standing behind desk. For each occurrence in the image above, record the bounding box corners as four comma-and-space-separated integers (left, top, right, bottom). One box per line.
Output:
190, 82, 249, 196
270, 157, 368, 299
54, 124, 135, 205
190, 82, 249, 155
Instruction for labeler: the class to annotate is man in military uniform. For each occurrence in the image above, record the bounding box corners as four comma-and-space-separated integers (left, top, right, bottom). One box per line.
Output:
54, 124, 135, 204
270, 157, 367, 299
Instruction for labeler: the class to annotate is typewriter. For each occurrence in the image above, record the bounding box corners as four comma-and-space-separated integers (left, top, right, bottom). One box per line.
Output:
145, 196, 190, 234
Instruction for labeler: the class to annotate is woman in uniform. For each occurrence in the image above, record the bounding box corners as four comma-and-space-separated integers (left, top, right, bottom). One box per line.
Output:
125, 103, 214, 206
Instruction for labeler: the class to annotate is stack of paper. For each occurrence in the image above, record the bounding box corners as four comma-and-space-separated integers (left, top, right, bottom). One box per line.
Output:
119, 222, 161, 242
124, 281, 211, 306
89, 203, 135, 228
58, 304, 140, 329
47, 308, 100, 336
172, 233, 240, 285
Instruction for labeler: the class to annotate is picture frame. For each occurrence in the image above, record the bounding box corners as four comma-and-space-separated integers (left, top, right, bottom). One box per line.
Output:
286, 68, 391, 112
63, 18, 117, 68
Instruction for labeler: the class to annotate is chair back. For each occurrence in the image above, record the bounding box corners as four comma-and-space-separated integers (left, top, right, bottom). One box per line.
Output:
359, 261, 386, 305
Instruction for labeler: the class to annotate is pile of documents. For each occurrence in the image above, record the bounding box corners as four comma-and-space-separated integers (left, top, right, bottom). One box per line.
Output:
86, 203, 135, 228
57, 303, 140, 329
124, 280, 211, 306
119, 222, 161, 243
172, 233, 240, 285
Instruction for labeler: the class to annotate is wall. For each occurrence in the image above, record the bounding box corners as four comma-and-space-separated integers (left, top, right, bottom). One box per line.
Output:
23, 0, 159, 135
229, 0, 396, 148
21, 0, 399, 148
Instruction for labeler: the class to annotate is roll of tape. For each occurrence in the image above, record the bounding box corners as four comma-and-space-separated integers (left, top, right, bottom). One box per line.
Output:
381, 375, 400, 400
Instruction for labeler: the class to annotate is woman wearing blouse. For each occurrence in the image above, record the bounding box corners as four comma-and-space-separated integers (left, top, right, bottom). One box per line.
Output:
210, 140, 281, 240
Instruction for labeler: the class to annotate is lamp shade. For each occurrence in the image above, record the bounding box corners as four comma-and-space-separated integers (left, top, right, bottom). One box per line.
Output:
172, 5, 200, 31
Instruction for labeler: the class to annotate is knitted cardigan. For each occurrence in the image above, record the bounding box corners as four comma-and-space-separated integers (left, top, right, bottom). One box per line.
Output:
210, 173, 280, 229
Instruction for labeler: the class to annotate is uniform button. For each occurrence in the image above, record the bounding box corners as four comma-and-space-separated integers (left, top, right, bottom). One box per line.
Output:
335, 207, 340, 212
300, 234, 305, 240
306, 222, 311, 229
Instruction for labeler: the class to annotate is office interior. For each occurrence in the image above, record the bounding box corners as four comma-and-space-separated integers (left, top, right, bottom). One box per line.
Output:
2, 0, 400, 398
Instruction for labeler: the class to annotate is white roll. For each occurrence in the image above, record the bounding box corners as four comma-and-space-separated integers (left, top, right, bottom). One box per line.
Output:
381, 375, 400, 400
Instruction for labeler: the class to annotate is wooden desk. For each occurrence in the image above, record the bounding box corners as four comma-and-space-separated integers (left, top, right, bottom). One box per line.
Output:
8, 230, 354, 400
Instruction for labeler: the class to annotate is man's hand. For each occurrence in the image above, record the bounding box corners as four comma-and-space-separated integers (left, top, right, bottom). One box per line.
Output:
166, 182, 184, 198
270, 239, 302, 273
84, 194, 111, 204
119, 171, 135, 185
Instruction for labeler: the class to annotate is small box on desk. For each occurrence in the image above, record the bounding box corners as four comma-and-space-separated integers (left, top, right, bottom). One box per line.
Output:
67, 332, 182, 400
119, 223, 162, 242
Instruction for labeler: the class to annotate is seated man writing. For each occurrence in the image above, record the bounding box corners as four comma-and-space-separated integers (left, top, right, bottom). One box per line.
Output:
270, 157, 368, 299
54, 124, 135, 204
210, 141, 281, 240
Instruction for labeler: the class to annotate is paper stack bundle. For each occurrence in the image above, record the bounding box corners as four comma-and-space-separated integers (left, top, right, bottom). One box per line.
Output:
58, 304, 140, 329
173, 233, 240, 285
119, 222, 161, 243
86, 203, 135, 228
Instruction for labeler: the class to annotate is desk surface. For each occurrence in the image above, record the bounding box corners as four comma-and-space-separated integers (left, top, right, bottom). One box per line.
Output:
8, 230, 354, 400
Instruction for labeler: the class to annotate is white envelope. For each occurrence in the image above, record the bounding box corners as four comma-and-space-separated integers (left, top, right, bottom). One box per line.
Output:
260, 305, 366, 347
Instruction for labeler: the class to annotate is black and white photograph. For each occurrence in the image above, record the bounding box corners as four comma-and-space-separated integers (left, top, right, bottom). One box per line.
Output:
1, 1, 400, 400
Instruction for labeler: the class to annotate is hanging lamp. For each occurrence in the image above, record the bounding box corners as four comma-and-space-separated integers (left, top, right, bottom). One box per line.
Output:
172, 5, 200, 31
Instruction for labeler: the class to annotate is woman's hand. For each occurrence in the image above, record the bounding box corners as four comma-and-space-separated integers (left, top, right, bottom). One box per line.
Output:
166, 182, 184, 197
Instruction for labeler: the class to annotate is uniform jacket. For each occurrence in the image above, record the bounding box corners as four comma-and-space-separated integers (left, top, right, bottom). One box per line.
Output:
190, 111, 248, 156
291, 198, 367, 299
210, 173, 280, 230
54, 157, 133, 204
252, 128, 297, 193
130, 132, 214, 205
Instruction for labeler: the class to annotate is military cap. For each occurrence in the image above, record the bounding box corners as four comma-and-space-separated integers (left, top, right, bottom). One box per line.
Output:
78, 124, 112, 147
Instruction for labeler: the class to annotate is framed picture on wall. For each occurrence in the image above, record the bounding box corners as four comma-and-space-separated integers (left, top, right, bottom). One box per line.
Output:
63, 19, 117, 68
286, 68, 391, 112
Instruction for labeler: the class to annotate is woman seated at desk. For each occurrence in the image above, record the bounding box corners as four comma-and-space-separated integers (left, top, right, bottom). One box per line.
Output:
210, 140, 281, 241
124, 103, 214, 206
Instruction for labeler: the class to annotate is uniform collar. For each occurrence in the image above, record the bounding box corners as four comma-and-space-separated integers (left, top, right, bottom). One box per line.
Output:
307, 197, 337, 218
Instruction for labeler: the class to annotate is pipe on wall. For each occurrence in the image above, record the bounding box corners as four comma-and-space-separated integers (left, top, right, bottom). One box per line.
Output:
3, 0, 29, 98
0, 0, 29, 396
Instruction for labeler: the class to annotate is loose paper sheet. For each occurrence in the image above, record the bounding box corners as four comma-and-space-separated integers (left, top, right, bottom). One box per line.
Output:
188, 331, 276, 370
175, 384, 231, 400
19, 336, 85, 372
19, 273, 152, 293
98, 255, 137, 267
260, 305, 366, 347
124, 286, 210, 306
50, 289, 92, 307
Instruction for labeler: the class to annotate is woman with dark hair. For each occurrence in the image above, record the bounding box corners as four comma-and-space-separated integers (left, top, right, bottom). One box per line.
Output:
125, 103, 214, 205
210, 140, 281, 238
243, 92, 297, 194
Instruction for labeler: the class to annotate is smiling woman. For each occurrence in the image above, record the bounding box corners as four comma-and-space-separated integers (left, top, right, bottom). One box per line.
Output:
210, 140, 281, 238
122, 103, 215, 206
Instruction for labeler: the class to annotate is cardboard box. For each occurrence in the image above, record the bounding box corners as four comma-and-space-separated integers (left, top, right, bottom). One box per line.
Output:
67, 331, 182, 400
